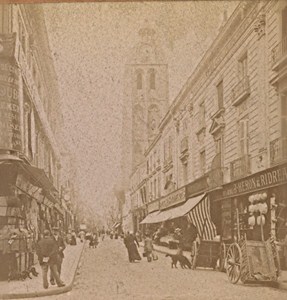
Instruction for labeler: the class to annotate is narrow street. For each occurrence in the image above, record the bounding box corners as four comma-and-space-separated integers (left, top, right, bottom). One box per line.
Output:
27, 239, 286, 300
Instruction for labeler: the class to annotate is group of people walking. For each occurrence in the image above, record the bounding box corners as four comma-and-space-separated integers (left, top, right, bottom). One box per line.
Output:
123, 231, 157, 263
36, 227, 66, 289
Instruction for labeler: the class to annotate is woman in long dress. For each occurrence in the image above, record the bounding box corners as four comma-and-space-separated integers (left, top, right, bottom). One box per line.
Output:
124, 232, 141, 262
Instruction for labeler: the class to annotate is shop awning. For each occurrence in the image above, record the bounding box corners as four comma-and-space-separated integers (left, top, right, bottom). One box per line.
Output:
140, 211, 161, 224
17, 163, 57, 193
140, 194, 206, 224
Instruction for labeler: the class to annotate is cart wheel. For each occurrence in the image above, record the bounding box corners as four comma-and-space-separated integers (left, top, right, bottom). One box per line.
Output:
219, 243, 226, 272
226, 243, 242, 284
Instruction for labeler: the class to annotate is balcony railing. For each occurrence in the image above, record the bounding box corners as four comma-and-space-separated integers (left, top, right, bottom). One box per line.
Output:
270, 137, 287, 165
230, 155, 250, 181
180, 136, 189, 153
231, 76, 250, 106
271, 36, 287, 69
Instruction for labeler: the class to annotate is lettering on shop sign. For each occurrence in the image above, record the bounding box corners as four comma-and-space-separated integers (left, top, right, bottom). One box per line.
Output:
160, 188, 185, 210
0, 58, 22, 151
223, 165, 287, 197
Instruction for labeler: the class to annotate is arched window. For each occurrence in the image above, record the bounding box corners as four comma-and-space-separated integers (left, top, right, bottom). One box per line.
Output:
136, 70, 143, 89
149, 68, 156, 89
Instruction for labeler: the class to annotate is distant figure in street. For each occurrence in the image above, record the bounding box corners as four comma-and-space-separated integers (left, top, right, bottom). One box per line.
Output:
89, 232, 98, 248
36, 230, 65, 289
70, 230, 77, 245
143, 232, 154, 262
66, 230, 72, 245
79, 230, 85, 243
174, 228, 183, 255
135, 230, 142, 242
123, 231, 141, 263
101, 227, 105, 241
185, 221, 198, 260
50, 227, 66, 286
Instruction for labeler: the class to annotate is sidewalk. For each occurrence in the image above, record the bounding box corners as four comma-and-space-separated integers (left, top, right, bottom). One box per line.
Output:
140, 242, 287, 291
0, 239, 85, 299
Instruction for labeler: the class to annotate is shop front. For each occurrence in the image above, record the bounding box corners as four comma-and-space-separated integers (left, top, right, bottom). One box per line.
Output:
220, 162, 287, 270
140, 175, 217, 252
0, 161, 57, 280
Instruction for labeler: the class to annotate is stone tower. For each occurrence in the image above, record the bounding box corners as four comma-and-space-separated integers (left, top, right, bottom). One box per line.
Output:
121, 26, 169, 186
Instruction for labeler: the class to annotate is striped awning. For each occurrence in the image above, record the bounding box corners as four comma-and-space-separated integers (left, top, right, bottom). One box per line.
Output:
187, 194, 217, 240
140, 193, 217, 240
141, 194, 206, 224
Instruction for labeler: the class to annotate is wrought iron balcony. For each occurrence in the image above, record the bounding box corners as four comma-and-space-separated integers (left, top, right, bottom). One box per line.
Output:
230, 155, 250, 181
231, 76, 250, 106
270, 137, 287, 165
271, 36, 287, 70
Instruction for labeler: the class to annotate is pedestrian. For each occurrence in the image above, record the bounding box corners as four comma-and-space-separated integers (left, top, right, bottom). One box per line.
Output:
70, 230, 77, 245
79, 230, 85, 243
174, 228, 183, 255
66, 230, 72, 245
36, 230, 65, 289
185, 221, 198, 261
143, 232, 154, 262
50, 227, 66, 286
123, 231, 141, 263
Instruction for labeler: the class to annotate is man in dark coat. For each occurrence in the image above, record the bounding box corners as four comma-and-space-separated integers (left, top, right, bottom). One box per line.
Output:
50, 227, 66, 286
36, 230, 65, 289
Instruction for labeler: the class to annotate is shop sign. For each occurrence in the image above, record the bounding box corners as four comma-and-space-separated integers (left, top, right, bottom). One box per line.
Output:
147, 199, 159, 213
160, 187, 185, 210
185, 176, 208, 198
223, 164, 287, 198
0, 34, 22, 151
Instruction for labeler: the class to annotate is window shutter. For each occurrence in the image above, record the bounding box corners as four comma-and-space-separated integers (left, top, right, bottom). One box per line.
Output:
239, 119, 248, 156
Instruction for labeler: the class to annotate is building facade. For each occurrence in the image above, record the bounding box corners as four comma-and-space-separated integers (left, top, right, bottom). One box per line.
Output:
0, 4, 75, 279
129, 0, 287, 249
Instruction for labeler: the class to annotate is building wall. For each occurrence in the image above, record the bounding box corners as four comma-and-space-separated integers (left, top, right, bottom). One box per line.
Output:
0, 5, 62, 189
130, 0, 287, 222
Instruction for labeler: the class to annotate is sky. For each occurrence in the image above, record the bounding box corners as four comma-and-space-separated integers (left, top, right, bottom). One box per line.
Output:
42, 1, 239, 222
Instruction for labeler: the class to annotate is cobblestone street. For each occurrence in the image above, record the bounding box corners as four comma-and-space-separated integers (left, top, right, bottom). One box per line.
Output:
24, 239, 286, 300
